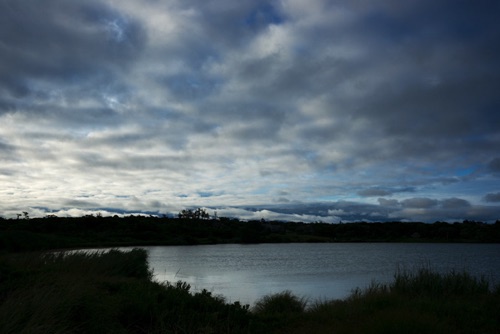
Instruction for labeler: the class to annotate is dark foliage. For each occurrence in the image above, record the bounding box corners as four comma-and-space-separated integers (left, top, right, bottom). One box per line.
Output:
0, 249, 252, 334
0, 216, 499, 252
0, 246, 498, 333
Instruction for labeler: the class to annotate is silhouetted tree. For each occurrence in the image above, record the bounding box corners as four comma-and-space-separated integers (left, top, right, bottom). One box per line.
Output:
178, 208, 209, 220
179, 209, 194, 219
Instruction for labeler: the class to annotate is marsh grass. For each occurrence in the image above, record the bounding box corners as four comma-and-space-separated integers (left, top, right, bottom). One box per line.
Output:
253, 290, 308, 315
251, 290, 308, 331
392, 266, 490, 296
0, 249, 251, 334
275, 267, 500, 334
1, 249, 499, 334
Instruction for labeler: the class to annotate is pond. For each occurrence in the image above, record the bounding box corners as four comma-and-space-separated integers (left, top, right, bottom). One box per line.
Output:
139, 243, 500, 306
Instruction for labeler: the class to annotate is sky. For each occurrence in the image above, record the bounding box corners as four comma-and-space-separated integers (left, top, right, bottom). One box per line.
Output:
1, 0, 500, 222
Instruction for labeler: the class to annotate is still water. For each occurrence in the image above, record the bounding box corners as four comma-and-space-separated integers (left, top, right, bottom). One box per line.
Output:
134, 243, 500, 306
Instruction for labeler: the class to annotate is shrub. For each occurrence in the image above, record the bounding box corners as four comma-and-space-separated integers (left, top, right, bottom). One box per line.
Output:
253, 290, 307, 315
0, 249, 253, 334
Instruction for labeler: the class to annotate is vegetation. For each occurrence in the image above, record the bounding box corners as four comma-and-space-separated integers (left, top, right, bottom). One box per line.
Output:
272, 268, 500, 334
1, 213, 498, 332
0, 249, 251, 334
0, 249, 498, 333
0, 214, 499, 252
252, 291, 308, 331
253, 290, 307, 315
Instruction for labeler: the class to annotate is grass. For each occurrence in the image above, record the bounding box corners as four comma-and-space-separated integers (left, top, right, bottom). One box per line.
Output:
391, 266, 490, 296
0, 249, 251, 334
0, 250, 499, 333
271, 267, 500, 334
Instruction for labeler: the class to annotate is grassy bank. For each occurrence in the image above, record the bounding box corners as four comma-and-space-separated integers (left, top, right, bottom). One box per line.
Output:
0, 249, 250, 333
263, 269, 500, 334
0, 250, 499, 333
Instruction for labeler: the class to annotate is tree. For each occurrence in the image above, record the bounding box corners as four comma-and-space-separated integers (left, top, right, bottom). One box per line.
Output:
178, 208, 209, 220
178, 209, 194, 219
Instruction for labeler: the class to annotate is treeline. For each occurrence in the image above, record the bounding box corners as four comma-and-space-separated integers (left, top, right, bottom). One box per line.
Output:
1, 215, 499, 251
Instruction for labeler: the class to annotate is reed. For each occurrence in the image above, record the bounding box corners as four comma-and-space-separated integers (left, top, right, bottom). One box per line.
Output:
274, 267, 500, 334
1, 250, 498, 333
0, 249, 251, 334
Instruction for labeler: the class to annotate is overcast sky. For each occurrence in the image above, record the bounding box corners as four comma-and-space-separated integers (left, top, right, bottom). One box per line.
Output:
1, 0, 499, 222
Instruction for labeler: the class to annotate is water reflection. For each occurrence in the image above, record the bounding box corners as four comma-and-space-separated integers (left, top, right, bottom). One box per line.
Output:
144, 243, 500, 306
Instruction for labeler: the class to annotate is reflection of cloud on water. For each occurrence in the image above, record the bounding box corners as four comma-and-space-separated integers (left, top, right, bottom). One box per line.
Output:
150, 266, 366, 306
150, 267, 274, 305
144, 243, 500, 307
146, 246, 388, 305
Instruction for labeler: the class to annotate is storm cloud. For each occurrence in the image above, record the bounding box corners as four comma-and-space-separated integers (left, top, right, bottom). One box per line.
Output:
1, 0, 499, 222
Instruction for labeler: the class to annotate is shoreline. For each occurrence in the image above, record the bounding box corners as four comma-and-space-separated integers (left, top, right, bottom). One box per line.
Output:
1, 248, 498, 333
1, 216, 499, 252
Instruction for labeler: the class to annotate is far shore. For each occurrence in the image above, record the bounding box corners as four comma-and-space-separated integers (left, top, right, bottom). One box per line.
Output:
1, 215, 499, 252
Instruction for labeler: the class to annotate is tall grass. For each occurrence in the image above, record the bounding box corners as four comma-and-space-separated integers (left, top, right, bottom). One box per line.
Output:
274, 267, 500, 334
251, 290, 308, 331
1, 250, 499, 334
0, 249, 251, 334
253, 290, 307, 315
392, 267, 490, 296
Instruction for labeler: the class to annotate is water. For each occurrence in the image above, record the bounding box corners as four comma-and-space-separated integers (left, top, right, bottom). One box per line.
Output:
140, 243, 500, 306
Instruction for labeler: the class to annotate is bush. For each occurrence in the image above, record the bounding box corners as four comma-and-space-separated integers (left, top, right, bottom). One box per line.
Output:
253, 290, 307, 315
0, 249, 253, 334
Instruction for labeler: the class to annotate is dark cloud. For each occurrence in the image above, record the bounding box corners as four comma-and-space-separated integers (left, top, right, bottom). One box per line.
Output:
358, 188, 392, 197
181, 0, 285, 45
213, 198, 500, 223
274, 197, 291, 203
0, 0, 145, 107
0, 168, 16, 176
357, 187, 414, 197
488, 158, 500, 174
327, 2, 500, 168
244, 2, 284, 29
161, 73, 222, 101
64, 199, 100, 208
440, 198, 470, 209
0, 138, 15, 152
1, 0, 499, 222
402, 198, 439, 209
484, 193, 500, 203
378, 198, 399, 207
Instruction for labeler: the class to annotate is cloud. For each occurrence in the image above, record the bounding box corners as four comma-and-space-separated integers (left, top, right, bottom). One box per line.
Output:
210, 197, 499, 223
357, 186, 414, 197
401, 198, 439, 209
358, 188, 392, 197
488, 158, 500, 174
1, 0, 499, 222
378, 198, 399, 207
440, 197, 471, 209
0, 0, 145, 100
484, 193, 500, 203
